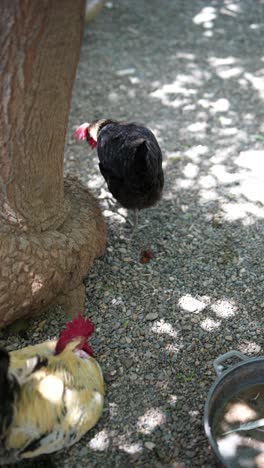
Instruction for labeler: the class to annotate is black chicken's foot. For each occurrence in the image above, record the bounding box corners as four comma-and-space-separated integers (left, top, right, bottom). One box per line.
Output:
133, 208, 139, 232
129, 209, 147, 240
122, 210, 148, 241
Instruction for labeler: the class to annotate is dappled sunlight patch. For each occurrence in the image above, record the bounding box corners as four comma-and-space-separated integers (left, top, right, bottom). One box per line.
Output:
183, 163, 199, 179
108, 91, 120, 102
232, 150, 264, 203
111, 296, 124, 306
150, 80, 197, 108
119, 442, 143, 454
221, 202, 264, 222
150, 72, 208, 109
102, 208, 119, 218
218, 127, 239, 137
168, 395, 178, 407
185, 144, 208, 162
176, 52, 195, 61
217, 433, 241, 459
211, 300, 237, 318
224, 402, 257, 424
217, 66, 243, 79
31, 275, 44, 295
86, 173, 105, 189
193, 6, 216, 27
115, 68, 136, 77
65, 390, 83, 425
117, 207, 128, 218
199, 188, 219, 201
151, 80, 197, 100
151, 319, 178, 338
89, 429, 110, 451
199, 175, 217, 189
165, 343, 181, 354
201, 318, 221, 331
245, 73, 264, 100
239, 342, 262, 354
137, 408, 166, 435
178, 295, 207, 314
98, 187, 111, 200
222, 0, 241, 13
210, 164, 240, 184
202, 29, 213, 38
102, 208, 127, 225
38, 375, 64, 403
210, 98, 230, 113
109, 402, 119, 420
208, 56, 243, 80
167, 144, 264, 218
236, 150, 264, 173
150, 65, 212, 109
176, 178, 195, 189
218, 116, 233, 126
250, 23, 264, 30
208, 56, 237, 67
187, 121, 207, 133
129, 76, 140, 85
198, 98, 211, 109
211, 147, 237, 164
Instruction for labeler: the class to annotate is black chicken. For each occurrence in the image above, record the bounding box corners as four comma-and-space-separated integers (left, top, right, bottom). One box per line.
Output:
74, 119, 164, 236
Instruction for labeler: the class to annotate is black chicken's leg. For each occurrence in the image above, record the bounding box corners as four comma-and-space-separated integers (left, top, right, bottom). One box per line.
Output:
130, 208, 139, 238
125, 209, 148, 240
123, 208, 139, 240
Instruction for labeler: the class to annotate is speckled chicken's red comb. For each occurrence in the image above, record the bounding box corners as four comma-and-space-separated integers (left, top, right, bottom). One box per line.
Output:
55, 313, 95, 355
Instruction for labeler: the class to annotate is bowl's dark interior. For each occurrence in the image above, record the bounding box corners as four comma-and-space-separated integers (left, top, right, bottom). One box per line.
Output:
206, 360, 264, 468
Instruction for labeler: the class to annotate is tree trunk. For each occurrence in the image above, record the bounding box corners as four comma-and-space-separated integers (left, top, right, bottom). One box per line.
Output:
0, 0, 107, 327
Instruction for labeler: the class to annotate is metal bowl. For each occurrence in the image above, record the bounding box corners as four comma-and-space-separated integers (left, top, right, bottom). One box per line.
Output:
204, 350, 264, 467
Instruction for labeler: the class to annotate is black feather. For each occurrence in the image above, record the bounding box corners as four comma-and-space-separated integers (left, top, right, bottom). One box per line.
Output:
96, 121, 164, 210
31, 355, 48, 373
0, 348, 19, 437
133, 140, 148, 173
0, 348, 9, 380
20, 434, 47, 455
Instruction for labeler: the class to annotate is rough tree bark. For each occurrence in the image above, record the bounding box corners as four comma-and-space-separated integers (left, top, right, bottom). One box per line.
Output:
0, 0, 107, 327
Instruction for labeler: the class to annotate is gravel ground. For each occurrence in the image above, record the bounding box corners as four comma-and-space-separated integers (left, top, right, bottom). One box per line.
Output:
1, 0, 264, 467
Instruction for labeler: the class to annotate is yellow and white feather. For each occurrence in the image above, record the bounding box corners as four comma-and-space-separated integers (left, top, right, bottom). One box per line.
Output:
0, 339, 104, 463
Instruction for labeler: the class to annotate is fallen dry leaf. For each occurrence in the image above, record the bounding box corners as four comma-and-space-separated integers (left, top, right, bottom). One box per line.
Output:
140, 249, 154, 264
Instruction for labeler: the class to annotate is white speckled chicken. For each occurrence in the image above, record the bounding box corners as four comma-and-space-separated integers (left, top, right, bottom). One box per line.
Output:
74, 119, 164, 235
0, 314, 104, 465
